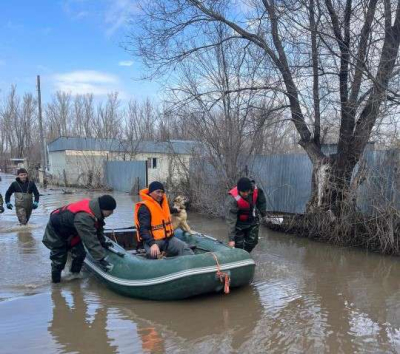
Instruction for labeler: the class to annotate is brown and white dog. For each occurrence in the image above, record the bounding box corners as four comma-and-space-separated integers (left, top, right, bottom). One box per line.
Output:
171, 195, 194, 234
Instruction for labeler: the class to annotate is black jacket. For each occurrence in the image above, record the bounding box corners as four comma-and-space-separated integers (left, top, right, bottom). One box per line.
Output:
137, 204, 155, 247
5, 178, 40, 203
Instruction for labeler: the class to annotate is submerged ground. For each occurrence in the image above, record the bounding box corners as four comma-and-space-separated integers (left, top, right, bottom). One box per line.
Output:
0, 173, 399, 353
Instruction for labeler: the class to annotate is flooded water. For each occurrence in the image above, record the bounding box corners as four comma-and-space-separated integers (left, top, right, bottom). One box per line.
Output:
0, 172, 399, 354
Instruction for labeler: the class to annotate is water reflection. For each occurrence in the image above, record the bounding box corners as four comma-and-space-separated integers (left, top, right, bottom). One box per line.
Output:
16, 230, 36, 254
117, 286, 262, 353
48, 281, 263, 354
1, 171, 400, 353
49, 286, 118, 354
252, 228, 400, 353
137, 327, 165, 354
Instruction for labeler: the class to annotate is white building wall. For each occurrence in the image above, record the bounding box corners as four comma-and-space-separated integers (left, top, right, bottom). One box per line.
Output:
48, 150, 109, 186
48, 151, 67, 181
48, 150, 191, 187
134, 152, 191, 184
64, 150, 108, 186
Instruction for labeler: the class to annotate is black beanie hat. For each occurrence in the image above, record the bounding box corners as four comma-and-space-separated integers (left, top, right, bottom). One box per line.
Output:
98, 195, 117, 210
237, 177, 252, 192
17, 168, 27, 175
148, 181, 165, 193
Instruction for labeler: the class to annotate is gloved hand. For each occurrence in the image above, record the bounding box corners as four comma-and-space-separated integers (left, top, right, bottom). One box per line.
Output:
6, 203, 13, 210
32, 201, 39, 209
101, 240, 114, 249
0, 205, 4, 213
98, 258, 113, 272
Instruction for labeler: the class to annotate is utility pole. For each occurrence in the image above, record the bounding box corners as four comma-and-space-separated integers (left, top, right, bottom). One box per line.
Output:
37, 75, 47, 187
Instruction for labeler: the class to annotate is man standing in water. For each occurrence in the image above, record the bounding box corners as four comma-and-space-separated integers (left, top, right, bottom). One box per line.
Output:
42, 195, 117, 283
5, 168, 40, 225
225, 177, 267, 253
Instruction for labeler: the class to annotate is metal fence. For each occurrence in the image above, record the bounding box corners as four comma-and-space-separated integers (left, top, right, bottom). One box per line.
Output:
356, 149, 400, 214
250, 153, 313, 214
252, 150, 400, 214
104, 161, 147, 193
251, 150, 400, 214
190, 149, 400, 215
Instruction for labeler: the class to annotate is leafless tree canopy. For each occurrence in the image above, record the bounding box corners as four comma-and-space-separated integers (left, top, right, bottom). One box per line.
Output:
128, 0, 400, 214
0, 89, 160, 169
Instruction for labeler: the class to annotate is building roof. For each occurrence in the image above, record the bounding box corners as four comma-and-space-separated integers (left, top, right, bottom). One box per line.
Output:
48, 137, 200, 155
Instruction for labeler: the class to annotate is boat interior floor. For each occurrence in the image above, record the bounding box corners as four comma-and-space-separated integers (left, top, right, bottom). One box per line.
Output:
125, 244, 209, 258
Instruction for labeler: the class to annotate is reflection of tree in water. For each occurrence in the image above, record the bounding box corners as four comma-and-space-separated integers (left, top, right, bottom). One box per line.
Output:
49, 287, 118, 354
252, 230, 400, 353
301, 245, 400, 352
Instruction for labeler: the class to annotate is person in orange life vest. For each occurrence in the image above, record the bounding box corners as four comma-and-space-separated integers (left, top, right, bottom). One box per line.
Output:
42, 195, 117, 283
225, 177, 267, 253
134, 181, 194, 259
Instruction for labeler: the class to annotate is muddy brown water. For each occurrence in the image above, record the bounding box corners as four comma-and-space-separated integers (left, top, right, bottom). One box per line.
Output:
0, 173, 399, 353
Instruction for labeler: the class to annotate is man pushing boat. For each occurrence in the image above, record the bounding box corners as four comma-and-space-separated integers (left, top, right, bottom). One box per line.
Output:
42, 195, 117, 283
134, 181, 194, 259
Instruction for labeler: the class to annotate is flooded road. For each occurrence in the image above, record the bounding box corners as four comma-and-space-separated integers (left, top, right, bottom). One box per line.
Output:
0, 172, 399, 353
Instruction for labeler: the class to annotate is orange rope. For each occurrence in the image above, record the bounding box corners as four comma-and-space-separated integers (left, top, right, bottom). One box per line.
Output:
210, 252, 230, 294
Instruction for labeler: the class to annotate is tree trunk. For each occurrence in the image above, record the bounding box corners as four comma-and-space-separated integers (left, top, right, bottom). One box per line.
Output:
306, 154, 359, 217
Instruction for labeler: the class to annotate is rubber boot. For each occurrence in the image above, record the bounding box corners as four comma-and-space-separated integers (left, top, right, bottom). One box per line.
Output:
70, 259, 83, 274
52, 270, 62, 283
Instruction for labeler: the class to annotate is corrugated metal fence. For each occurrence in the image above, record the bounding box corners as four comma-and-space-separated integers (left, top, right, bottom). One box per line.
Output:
191, 149, 400, 215
104, 161, 147, 193
250, 154, 313, 214
356, 149, 400, 214
250, 150, 400, 214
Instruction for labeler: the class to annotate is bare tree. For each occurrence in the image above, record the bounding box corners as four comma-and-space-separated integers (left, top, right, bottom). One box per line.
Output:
45, 91, 72, 140
158, 25, 287, 187
94, 92, 122, 139
0, 86, 42, 173
0, 86, 20, 156
82, 94, 95, 137
130, 0, 400, 218
19, 93, 38, 161
0, 86, 38, 157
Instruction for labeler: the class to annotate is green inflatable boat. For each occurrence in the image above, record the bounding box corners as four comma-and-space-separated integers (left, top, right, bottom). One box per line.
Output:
83, 228, 256, 300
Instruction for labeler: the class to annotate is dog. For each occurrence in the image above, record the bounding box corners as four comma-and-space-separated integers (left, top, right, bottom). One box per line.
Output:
171, 195, 194, 234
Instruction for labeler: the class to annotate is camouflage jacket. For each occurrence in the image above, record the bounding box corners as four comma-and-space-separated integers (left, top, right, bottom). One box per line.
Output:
225, 188, 267, 241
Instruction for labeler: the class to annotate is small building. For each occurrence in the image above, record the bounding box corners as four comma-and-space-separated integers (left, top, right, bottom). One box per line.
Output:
47, 137, 200, 188
7, 158, 27, 174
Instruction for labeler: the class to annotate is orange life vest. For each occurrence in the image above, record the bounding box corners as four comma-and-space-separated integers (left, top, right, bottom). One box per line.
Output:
229, 186, 258, 222
134, 188, 174, 241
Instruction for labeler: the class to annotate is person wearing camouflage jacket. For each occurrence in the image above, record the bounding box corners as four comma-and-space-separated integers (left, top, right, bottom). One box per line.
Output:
42, 195, 117, 283
225, 177, 267, 253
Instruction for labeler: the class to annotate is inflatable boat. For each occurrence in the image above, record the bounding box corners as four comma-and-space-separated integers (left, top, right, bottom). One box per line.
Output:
84, 228, 255, 300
